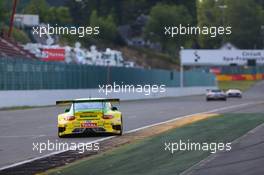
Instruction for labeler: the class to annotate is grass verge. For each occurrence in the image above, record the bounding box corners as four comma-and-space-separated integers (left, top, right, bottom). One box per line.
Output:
218, 80, 258, 91
47, 113, 264, 175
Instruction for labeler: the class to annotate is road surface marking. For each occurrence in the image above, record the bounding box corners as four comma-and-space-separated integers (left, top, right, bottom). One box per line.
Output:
0, 135, 46, 138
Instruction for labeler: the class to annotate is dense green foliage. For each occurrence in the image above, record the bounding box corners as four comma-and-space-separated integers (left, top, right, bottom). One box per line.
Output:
65, 0, 196, 25
11, 27, 31, 44
0, 1, 4, 22
1, 0, 264, 52
144, 4, 192, 54
225, 0, 263, 49
198, 0, 264, 49
64, 0, 264, 51
24, 0, 72, 25
90, 10, 118, 42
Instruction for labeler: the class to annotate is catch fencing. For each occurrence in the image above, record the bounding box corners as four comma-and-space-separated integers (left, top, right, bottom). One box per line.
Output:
0, 57, 216, 90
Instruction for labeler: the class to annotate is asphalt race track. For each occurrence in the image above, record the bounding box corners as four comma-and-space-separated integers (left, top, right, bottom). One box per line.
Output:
0, 81, 263, 171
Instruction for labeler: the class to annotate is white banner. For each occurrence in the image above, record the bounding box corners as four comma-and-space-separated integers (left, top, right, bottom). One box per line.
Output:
180, 49, 264, 66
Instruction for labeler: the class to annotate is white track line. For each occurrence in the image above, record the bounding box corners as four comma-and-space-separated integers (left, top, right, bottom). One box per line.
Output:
0, 135, 46, 138
0, 101, 263, 171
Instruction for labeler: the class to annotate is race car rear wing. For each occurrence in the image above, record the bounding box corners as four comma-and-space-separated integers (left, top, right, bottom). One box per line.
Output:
56, 98, 120, 105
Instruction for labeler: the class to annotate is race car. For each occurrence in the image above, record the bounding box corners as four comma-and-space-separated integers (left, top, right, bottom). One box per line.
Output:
206, 89, 227, 101
56, 98, 123, 137
226, 89, 242, 98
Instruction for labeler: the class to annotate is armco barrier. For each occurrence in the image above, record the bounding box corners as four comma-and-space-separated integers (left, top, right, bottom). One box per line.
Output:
0, 86, 216, 108
0, 57, 216, 90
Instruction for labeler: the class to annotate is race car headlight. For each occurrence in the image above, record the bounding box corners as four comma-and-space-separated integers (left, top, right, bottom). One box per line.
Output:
103, 115, 114, 119
64, 116, 75, 121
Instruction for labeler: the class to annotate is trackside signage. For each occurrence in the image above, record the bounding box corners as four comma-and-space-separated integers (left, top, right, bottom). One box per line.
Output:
42, 48, 65, 61
180, 50, 264, 66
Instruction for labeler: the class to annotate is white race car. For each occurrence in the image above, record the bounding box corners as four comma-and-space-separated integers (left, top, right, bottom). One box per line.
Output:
206, 89, 227, 101
226, 89, 242, 98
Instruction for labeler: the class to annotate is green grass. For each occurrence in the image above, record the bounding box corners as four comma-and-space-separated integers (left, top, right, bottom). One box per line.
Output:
218, 80, 258, 91
48, 114, 264, 175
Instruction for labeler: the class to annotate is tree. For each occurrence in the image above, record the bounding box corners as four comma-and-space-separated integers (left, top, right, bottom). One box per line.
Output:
0, 0, 4, 32
197, 0, 224, 49
89, 10, 118, 41
0, 1, 4, 22
47, 7, 72, 25
24, 0, 50, 22
65, 0, 86, 25
224, 0, 263, 49
2, 26, 30, 43
255, 0, 264, 8
25, 0, 72, 25
197, 0, 263, 49
0, 0, 9, 27
12, 27, 31, 44
144, 4, 192, 54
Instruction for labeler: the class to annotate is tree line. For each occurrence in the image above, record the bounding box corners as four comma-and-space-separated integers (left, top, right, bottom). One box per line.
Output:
0, 0, 263, 54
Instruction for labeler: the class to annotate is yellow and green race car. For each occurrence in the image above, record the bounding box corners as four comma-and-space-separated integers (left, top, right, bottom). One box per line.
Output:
56, 98, 123, 137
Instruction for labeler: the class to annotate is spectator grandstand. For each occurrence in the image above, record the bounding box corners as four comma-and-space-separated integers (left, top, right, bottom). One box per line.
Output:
0, 37, 36, 59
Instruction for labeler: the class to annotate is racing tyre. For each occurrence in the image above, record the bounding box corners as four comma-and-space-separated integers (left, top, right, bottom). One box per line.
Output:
117, 116, 123, 136
58, 128, 66, 138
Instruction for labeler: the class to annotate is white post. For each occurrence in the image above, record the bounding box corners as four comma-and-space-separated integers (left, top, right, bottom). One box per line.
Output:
180, 47, 184, 88
180, 65, 184, 88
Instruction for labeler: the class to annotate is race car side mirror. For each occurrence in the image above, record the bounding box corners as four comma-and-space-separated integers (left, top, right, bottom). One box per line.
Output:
111, 106, 118, 111
65, 108, 70, 113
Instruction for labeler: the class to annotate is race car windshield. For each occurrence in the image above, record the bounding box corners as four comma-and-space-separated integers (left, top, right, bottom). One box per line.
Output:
74, 102, 104, 112
211, 90, 222, 93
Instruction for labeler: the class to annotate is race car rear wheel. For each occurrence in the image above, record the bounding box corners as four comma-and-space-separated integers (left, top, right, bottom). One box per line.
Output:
117, 116, 123, 136
58, 127, 66, 138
